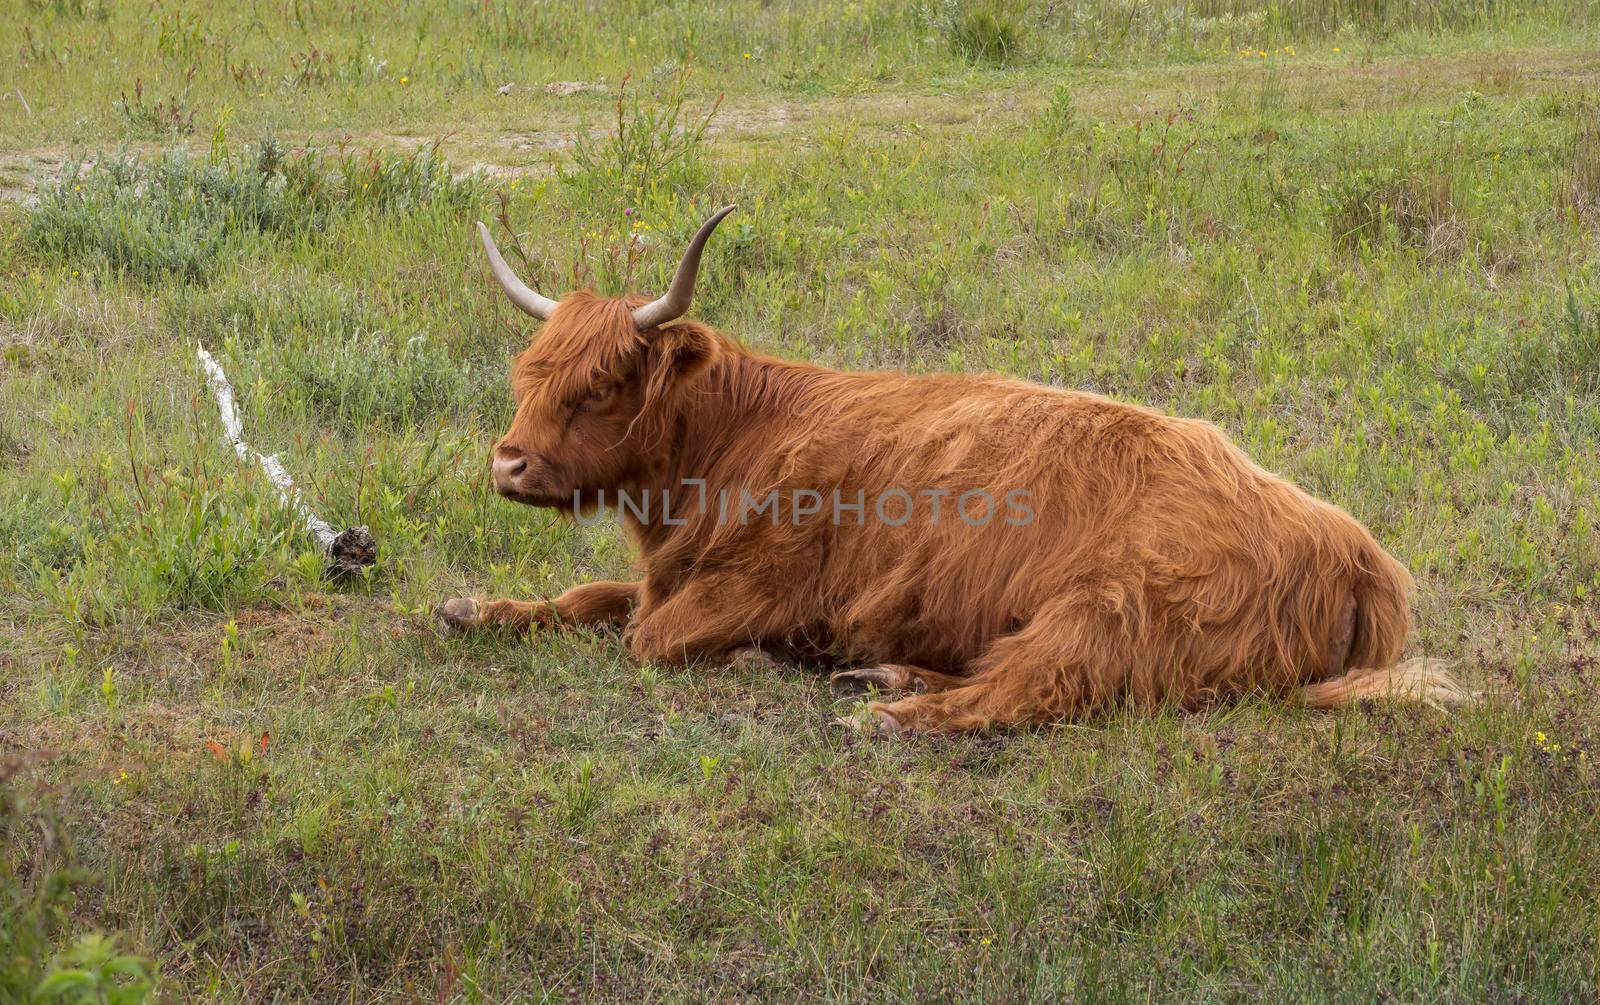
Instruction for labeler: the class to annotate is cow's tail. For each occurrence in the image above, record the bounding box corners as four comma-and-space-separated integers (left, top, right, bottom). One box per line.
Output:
1298, 658, 1472, 709
1297, 527, 1473, 710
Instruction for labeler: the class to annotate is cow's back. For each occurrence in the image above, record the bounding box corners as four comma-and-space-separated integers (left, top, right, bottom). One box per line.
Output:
800, 374, 1406, 682
643, 361, 1409, 686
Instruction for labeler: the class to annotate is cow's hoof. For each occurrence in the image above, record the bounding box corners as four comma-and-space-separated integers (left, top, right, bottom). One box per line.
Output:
829, 664, 922, 698
432, 597, 481, 636
727, 645, 784, 675
831, 708, 906, 736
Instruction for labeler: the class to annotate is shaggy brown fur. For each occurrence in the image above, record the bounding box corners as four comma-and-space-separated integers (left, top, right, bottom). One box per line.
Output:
440, 291, 1467, 732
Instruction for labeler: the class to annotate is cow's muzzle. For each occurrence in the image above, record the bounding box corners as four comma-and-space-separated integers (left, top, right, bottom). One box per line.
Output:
489, 449, 574, 509
491, 446, 542, 501
491, 455, 522, 493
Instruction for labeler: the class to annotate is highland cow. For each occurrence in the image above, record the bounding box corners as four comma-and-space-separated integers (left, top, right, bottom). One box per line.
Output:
435, 206, 1466, 733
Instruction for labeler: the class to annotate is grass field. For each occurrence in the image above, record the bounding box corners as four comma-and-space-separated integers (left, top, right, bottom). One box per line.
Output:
3, 1, 1600, 1001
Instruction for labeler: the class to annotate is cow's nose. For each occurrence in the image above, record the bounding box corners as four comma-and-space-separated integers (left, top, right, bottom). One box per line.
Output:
491, 450, 529, 495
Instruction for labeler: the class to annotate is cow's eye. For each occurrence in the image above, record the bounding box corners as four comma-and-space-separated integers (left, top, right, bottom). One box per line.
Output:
586, 382, 616, 404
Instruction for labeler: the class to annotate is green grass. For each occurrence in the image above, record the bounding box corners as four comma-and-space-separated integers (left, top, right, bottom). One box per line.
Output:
4, 1, 1600, 1001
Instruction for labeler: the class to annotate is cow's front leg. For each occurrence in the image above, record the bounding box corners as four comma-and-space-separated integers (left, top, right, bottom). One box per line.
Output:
623, 577, 768, 667
433, 580, 639, 636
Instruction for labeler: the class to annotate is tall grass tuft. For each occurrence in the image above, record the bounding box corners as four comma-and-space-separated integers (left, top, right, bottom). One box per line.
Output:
928, 0, 1026, 65
247, 328, 486, 431
1322, 166, 1464, 256
1560, 89, 1600, 220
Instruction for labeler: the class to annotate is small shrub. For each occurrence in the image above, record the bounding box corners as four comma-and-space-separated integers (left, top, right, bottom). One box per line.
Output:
1034, 82, 1083, 145
116, 77, 196, 137
1, 758, 157, 1003
29, 154, 253, 283
26, 140, 483, 285
563, 63, 723, 212
1562, 282, 1600, 385
0, 492, 84, 582
117, 465, 300, 612
30, 934, 157, 1004
332, 141, 481, 218
283, 44, 338, 90
1106, 112, 1202, 204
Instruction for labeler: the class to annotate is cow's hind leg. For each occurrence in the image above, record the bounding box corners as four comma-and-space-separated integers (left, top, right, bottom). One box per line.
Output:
1324, 591, 1358, 678
829, 664, 969, 698
434, 580, 639, 636
726, 645, 798, 675
862, 597, 1135, 734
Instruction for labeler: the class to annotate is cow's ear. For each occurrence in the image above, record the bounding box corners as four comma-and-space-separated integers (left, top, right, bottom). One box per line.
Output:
651, 323, 722, 386
639, 322, 722, 425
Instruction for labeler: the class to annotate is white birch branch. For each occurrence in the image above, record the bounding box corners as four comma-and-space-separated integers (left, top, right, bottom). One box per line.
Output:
197, 344, 375, 572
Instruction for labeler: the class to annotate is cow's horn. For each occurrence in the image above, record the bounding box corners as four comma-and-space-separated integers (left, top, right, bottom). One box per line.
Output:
476, 221, 558, 321
632, 204, 737, 331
